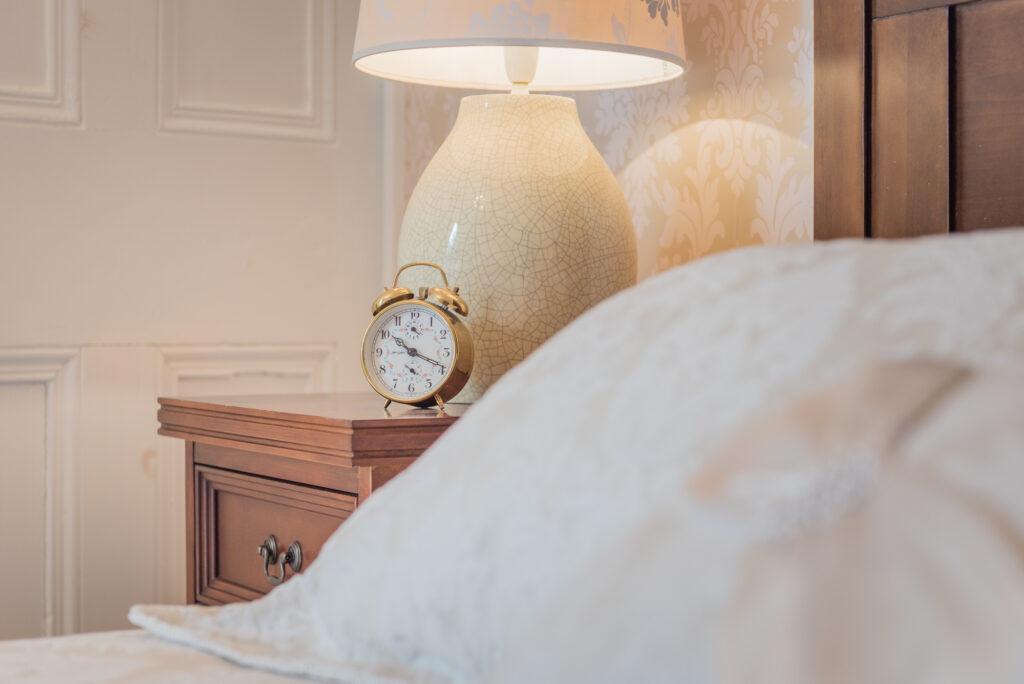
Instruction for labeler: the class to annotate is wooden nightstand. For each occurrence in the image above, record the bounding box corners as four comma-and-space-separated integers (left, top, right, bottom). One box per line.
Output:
157, 393, 462, 605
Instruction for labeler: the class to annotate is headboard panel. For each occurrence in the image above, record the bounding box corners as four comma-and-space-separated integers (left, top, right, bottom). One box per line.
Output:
814, 0, 1024, 239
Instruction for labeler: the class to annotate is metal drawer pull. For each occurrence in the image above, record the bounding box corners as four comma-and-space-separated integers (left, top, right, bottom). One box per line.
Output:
256, 534, 303, 586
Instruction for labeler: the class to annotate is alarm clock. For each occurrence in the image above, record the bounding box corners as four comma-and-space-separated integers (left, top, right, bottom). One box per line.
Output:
361, 261, 474, 409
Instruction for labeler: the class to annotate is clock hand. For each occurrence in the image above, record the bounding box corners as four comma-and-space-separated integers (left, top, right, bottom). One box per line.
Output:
414, 353, 443, 368
395, 337, 446, 372
393, 337, 417, 356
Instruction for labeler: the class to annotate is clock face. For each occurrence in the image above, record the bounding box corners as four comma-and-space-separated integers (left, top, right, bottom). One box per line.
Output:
363, 301, 456, 401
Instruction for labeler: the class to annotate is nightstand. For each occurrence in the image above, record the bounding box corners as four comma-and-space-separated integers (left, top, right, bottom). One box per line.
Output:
158, 393, 463, 605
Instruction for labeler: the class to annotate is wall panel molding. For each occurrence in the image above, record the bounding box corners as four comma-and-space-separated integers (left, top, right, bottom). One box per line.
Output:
0, 0, 81, 125
0, 348, 80, 636
154, 343, 335, 603
157, 344, 335, 394
157, 0, 335, 141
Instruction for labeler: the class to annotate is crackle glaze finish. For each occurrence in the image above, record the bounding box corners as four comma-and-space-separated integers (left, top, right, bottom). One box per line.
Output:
397, 94, 636, 402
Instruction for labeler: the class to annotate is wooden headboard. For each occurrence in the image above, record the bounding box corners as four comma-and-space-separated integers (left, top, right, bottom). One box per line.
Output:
814, 0, 1024, 239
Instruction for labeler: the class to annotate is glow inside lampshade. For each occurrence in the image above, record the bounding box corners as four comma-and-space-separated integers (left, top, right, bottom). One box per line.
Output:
352, 0, 687, 91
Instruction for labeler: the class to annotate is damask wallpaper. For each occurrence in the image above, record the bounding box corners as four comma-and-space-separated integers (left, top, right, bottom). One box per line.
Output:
401, 0, 813, 278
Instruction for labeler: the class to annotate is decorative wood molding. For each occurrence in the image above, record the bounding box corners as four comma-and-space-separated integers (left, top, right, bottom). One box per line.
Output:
0, 348, 80, 636
153, 343, 335, 603
157, 0, 335, 141
157, 344, 335, 394
0, 0, 81, 126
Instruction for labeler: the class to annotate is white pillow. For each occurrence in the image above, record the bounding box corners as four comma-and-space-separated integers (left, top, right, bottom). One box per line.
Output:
131, 230, 1024, 683
488, 360, 1024, 684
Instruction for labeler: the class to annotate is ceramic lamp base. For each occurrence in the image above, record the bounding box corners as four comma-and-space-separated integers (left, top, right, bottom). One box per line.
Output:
398, 94, 637, 402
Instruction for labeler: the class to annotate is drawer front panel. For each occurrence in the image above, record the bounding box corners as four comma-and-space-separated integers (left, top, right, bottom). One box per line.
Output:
195, 466, 356, 605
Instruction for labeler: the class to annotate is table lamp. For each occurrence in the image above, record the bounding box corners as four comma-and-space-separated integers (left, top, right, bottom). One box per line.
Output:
354, 1, 687, 402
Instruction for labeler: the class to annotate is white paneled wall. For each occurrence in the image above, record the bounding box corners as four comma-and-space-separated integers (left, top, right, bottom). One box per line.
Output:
0, 0, 395, 637
158, 0, 336, 140
0, 349, 78, 638
0, 0, 80, 124
0, 382, 48, 640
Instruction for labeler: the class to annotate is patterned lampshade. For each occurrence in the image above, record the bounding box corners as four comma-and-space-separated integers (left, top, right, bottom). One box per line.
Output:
352, 0, 687, 91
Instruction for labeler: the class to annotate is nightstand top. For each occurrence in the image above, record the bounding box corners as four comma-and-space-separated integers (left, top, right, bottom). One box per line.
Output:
157, 392, 465, 460
159, 392, 467, 427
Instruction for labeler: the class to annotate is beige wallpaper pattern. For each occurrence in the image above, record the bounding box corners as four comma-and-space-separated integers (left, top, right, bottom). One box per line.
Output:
401, 0, 813, 279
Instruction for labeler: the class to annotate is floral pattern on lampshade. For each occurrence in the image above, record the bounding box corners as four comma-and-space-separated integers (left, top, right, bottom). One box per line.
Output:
469, 1, 566, 39
403, 0, 812, 278
642, 0, 681, 26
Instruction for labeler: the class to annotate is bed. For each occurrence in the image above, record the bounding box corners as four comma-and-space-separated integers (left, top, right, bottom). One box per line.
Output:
0, 630, 311, 683
3, 1, 1024, 682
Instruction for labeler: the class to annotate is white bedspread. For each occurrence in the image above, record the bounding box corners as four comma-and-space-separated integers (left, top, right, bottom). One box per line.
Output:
0, 630, 309, 683
124, 230, 1024, 683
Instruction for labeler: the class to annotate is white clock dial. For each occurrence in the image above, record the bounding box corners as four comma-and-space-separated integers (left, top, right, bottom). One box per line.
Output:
363, 302, 456, 400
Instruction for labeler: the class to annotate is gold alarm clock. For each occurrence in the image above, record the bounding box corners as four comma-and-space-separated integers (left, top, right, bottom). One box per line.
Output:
361, 262, 474, 409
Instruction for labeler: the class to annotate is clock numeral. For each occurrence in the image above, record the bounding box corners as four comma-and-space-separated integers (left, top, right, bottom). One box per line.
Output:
441, 348, 451, 358
378, 364, 386, 374
408, 382, 415, 393
380, 329, 390, 340
426, 379, 433, 389
439, 329, 448, 338
375, 348, 382, 357
394, 315, 401, 326
410, 311, 420, 320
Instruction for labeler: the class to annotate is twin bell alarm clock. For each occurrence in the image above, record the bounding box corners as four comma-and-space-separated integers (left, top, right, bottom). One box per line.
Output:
361, 262, 474, 409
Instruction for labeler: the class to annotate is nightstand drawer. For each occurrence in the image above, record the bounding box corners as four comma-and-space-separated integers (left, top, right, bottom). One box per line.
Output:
194, 465, 356, 605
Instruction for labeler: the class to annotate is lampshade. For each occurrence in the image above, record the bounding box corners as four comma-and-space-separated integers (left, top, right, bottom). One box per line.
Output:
353, 0, 687, 91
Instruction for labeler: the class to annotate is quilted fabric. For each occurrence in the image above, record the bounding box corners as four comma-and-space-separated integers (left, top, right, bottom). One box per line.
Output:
131, 229, 1024, 683
489, 361, 1024, 684
0, 630, 312, 683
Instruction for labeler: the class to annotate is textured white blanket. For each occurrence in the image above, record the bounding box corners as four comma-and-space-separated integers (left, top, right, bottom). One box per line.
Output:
130, 230, 1024, 683
0, 630, 313, 683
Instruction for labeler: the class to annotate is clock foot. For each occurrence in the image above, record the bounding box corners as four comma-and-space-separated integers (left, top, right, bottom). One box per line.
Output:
383, 399, 392, 410
434, 394, 445, 411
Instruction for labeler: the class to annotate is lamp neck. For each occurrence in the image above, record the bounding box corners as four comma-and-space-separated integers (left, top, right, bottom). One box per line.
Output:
504, 45, 539, 95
